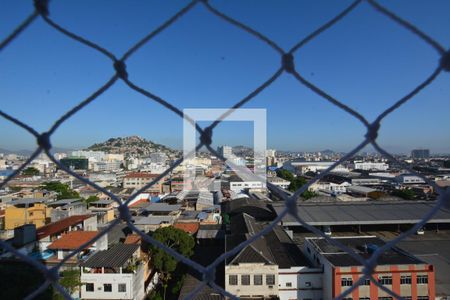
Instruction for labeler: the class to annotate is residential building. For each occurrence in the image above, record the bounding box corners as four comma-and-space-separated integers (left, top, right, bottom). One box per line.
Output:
267, 176, 290, 190
80, 244, 146, 300
123, 172, 164, 195
89, 199, 116, 224
60, 157, 89, 170
396, 174, 426, 184
217, 145, 233, 159
4, 199, 52, 230
411, 149, 430, 159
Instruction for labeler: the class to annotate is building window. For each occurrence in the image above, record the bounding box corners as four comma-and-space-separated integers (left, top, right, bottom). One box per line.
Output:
241, 275, 250, 285
400, 275, 412, 284
254, 275, 262, 285
85, 283, 94, 292
266, 274, 275, 285
378, 276, 392, 285
403, 297, 412, 300
118, 284, 126, 293
286, 282, 292, 287
417, 275, 428, 284
363, 278, 371, 285
417, 297, 429, 300
342, 298, 353, 300
359, 298, 370, 300
378, 298, 393, 300
305, 281, 311, 287
341, 278, 353, 287
104, 284, 112, 292
228, 275, 237, 286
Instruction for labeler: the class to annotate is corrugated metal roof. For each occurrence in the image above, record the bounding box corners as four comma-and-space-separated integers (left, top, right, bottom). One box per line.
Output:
81, 244, 139, 268
273, 201, 450, 226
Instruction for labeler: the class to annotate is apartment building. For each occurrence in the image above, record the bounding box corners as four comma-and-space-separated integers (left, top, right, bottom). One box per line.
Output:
123, 172, 164, 195
304, 236, 435, 300
80, 244, 146, 300
4, 198, 52, 230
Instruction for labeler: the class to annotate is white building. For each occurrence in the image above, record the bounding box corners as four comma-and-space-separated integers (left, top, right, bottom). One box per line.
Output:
283, 161, 349, 175
80, 244, 146, 300
72, 150, 106, 162
229, 175, 265, 193
396, 174, 426, 184
351, 161, 389, 171
218, 145, 233, 159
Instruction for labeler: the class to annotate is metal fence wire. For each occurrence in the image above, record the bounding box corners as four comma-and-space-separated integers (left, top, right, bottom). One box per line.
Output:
1, 0, 449, 299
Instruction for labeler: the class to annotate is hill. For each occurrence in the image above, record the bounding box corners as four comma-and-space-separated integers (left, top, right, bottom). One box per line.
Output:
86, 136, 179, 157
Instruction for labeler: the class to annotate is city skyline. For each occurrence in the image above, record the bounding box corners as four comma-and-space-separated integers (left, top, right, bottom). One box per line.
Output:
1, 1, 450, 153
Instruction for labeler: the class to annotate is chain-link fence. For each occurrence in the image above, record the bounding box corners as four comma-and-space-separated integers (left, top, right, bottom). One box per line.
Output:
1, 0, 449, 299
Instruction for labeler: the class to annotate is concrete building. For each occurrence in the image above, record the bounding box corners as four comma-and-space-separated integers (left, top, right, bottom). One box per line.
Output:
396, 174, 426, 185
352, 161, 389, 171
411, 149, 430, 159
123, 172, 164, 195
218, 145, 233, 159
304, 236, 435, 299
4, 198, 52, 230
80, 244, 146, 300
228, 175, 265, 193
283, 161, 349, 175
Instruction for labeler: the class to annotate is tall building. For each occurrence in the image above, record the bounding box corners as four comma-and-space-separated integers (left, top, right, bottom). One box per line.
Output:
411, 149, 430, 159
217, 145, 233, 159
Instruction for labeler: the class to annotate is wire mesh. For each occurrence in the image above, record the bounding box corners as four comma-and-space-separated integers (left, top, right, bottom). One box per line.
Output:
0, 0, 449, 299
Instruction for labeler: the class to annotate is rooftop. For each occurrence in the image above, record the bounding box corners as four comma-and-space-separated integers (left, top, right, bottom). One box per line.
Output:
36, 214, 93, 240
81, 244, 139, 268
124, 172, 160, 179
273, 201, 450, 226
174, 222, 200, 234
48, 231, 98, 250
142, 203, 182, 212
308, 236, 424, 267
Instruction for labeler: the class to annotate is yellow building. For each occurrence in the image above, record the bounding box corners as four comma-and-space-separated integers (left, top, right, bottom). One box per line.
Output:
4, 199, 52, 230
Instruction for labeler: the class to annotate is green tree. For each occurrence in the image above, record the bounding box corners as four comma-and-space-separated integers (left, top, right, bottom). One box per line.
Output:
150, 227, 195, 300
41, 182, 80, 200
302, 190, 318, 200
53, 269, 81, 299
392, 188, 416, 200
83, 195, 99, 205
276, 169, 294, 182
22, 167, 40, 176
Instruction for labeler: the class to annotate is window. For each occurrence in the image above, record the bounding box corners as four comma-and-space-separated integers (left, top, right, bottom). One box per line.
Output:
400, 275, 412, 284
229, 275, 237, 286
342, 298, 353, 300
417, 297, 429, 300
286, 282, 292, 287
378, 276, 392, 285
341, 278, 353, 287
305, 281, 311, 287
104, 284, 112, 292
118, 284, 126, 293
417, 275, 428, 284
378, 297, 393, 300
254, 275, 262, 285
85, 283, 94, 292
266, 274, 275, 285
241, 275, 250, 285
403, 297, 412, 300
359, 298, 370, 300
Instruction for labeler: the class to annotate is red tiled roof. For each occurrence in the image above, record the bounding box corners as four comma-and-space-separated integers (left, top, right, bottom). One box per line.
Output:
124, 234, 141, 245
174, 222, 200, 234
128, 198, 149, 208
37, 214, 93, 240
48, 231, 98, 250
124, 172, 160, 179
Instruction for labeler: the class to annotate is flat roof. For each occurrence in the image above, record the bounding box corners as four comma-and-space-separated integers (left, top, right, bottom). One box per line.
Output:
142, 203, 181, 212
81, 244, 139, 268
273, 201, 450, 226
308, 236, 423, 267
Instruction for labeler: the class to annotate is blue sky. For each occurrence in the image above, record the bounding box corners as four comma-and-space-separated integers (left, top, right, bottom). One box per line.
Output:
0, 0, 449, 153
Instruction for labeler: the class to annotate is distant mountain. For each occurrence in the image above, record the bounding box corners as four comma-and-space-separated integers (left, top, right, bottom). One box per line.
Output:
0, 147, 73, 156
86, 136, 179, 157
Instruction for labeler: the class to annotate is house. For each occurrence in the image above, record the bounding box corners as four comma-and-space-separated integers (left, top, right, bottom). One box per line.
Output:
47, 231, 108, 260
80, 244, 146, 300
48, 198, 86, 222
89, 199, 117, 224
36, 214, 97, 250
4, 198, 52, 230
132, 215, 175, 232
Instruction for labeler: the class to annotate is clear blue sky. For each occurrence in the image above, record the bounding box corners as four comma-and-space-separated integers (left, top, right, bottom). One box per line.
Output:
1, 0, 449, 153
